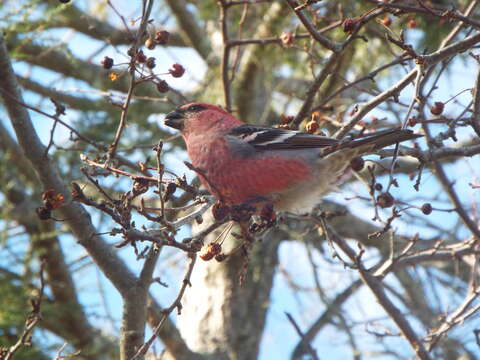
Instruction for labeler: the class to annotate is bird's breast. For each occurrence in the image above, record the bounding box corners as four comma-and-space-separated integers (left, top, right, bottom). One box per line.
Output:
186, 136, 314, 207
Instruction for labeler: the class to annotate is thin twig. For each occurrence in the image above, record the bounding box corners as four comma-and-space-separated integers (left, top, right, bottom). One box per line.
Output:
472, 55, 480, 136
132, 254, 197, 359
285, 312, 319, 360
217, 0, 233, 111
372, 0, 480, 29
0, 87, 101, 149
335, 31, 480, 138
334, 228, 432, 359
4, 262, 45, 360
107, 0, 155, 161
285, 0, 340, 52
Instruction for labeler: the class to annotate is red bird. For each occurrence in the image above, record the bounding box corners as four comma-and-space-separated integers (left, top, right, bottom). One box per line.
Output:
165, 102, 420, 212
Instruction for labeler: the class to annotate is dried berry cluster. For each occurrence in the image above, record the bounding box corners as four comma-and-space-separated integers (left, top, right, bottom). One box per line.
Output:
200, 242, 223, 261
100, 29, 185, 94
278, 114, 294, 130
36, 189, 65, 220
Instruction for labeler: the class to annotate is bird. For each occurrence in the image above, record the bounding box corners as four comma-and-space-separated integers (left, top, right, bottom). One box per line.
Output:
164, 102, 421, 213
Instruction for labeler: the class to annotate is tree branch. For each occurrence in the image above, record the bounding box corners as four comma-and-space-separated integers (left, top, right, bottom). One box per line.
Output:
165, 0, 213, 61
0, 32, 137, 298
336, 31, 480, 138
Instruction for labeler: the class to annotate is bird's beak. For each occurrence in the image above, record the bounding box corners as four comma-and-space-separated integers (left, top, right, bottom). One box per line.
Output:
165, 110, 184, 130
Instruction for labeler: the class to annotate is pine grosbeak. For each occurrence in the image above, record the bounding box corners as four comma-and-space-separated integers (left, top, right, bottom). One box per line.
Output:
165, 102, 420, 212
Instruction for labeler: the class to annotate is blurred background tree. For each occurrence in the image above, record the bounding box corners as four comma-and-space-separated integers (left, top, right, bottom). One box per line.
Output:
1, 0, 480, 359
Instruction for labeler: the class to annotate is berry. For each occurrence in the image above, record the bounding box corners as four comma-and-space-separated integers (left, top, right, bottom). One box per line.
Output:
101, 56, 114, 69
350, 157, 365, 172
145, 38, 156, 50
381, 16, 392, 27
163, 182, 177, 202
146, 57, 156, 69
214, 254, 228, 262
421, 203, 432, 215
42, 189, 65, 209
200, 243, 222, 261
377, 192, 394, 208
374, 183, 383, 191
136, 50, 147, 63
430, 102, 444, 115
155, 30, 170, 45
127, 47, 136, 57
156, 80, 169, 93
169, 63, 185, 78
407, 18, 417, 29
305, 120, 319, 134
132, 178, 149, 196
279, 114, 294, 124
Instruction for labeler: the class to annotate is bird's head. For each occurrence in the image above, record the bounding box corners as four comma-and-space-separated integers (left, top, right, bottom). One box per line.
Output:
164, 102, 242, 137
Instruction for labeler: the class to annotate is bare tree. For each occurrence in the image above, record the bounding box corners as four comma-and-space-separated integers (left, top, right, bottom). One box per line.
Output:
1, 1, 480, 359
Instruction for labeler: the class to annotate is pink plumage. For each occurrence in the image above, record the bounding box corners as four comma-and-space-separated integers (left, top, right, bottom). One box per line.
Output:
165, 102, 420, 212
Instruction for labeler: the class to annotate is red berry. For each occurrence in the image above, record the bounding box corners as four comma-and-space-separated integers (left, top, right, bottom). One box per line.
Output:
200, 252, 214, 261
200, 243, 222, 261
430, 102, 444, 115
381, 16, 392, 27
279, 114, 294, 124
350, 157, 365, 172
305, 120, 319, 134
169, 63, 185, 78
305, 120, 320, 134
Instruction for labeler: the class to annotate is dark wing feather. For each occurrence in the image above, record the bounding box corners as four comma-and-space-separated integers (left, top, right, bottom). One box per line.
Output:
226, 125, 339, 150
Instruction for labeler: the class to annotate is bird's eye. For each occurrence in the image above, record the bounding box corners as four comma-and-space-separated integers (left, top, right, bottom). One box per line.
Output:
187, 104, 206, 112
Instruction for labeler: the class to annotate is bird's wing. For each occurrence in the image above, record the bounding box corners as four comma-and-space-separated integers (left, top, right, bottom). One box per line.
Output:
226, 125, 339, 150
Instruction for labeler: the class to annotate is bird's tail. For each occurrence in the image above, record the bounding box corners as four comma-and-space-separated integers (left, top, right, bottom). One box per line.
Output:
322, 128, 422, 157
314, 128, 421, 197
